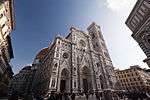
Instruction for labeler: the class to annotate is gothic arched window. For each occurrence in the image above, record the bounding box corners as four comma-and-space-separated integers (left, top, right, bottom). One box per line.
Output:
51, 78, 56, 87
92, 33, 95, 39
53, 63, 57, 70
96, 63, 99, 68
79, 40, 86, 48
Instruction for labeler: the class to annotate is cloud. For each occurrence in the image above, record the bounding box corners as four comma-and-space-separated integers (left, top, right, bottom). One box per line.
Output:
106, 0, 137, 12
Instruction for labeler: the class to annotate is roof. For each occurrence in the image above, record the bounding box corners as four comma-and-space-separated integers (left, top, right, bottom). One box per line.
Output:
22, 66, 31, 70
115, 65, 148, 73
35, 47, 49, 61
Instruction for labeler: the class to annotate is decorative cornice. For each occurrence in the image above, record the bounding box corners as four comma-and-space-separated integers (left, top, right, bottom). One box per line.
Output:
125, 0, 142, 27
132, 17, 150, 39
125, 0, 150, 33
56, 35, 73, 44
70, 26, 78, 32
143, 57, 150, 62
8, 0, 15, 30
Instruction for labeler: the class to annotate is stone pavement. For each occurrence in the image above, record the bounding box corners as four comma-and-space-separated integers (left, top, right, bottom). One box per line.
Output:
0, 95, 101, 100
0, 97, 23, 100
59, 94, 99, 100
75, 95, 98, 100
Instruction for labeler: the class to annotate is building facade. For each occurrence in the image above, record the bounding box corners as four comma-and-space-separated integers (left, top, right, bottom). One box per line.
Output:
0, 0, 15, 96
115, 65, 150, 92
115, 65, 150, 99
33, 23, 116, 99
126, 0, 150, 67
8, 65, 37, 98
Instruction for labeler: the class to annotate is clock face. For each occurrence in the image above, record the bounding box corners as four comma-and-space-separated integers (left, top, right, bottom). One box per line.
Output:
79, 40, 86, 48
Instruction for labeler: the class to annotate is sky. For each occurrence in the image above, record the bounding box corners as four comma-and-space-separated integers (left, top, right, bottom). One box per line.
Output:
11, 0, 148, 74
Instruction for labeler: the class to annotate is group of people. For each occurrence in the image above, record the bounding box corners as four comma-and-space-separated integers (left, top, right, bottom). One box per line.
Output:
46, 92, 101, 100
47, 93, 75, 100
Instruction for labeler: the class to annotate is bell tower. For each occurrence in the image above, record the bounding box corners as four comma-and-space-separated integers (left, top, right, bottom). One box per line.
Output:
87, 22, 112, 63
87, 22, 116, 99
88, 22, 116, 87
87, 22, 104, 53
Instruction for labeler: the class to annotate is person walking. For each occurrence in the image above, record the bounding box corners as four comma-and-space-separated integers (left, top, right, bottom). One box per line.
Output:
64, 93, 70, 100
86, 93, 89, 100
71, 93, 75, 100
96, 93, 100, 100
58, 93, 63, 100
47, 93, 56, 100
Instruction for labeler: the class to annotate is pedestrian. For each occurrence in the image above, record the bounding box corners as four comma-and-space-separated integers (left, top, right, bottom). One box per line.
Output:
86, 93, 89, 100
96, 93, 100, 100
55, 93, 59, 100
47, 93, 55, 100
64, 93, 70, 100
35, 96, 44, 100
71, 93, 75, 100
58, 93, 63, 100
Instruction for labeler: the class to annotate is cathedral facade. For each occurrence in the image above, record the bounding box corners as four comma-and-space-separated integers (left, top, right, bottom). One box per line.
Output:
33, 22, 116, 97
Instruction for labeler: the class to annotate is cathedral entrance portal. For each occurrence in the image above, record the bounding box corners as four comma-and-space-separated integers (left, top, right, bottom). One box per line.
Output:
60, 80, 66, 92
83, 79, 88, 93
81, 66, 92, 93
60, 68, 69, 93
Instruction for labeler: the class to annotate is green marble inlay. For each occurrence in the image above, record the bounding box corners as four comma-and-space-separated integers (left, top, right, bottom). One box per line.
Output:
0, 2, 3, 10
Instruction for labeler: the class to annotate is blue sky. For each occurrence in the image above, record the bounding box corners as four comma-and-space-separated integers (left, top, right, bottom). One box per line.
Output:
11, 0, 148, 74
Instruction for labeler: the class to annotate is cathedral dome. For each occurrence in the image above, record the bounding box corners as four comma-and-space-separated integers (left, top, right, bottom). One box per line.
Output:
22, 66, 31, 71
34, 47, 49, 61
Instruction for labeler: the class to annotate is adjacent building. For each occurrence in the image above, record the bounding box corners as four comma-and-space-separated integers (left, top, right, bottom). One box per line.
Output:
33, 22, 117, 100
115, 65, 150, 92
8, 65, 37, 97
0, 0, 15, 96
115, 65, 150, 100
126, 0, 150, 67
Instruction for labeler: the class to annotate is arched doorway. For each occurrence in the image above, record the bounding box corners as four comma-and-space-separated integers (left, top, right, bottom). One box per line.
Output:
81, 66, 92, 93
60, 68, 70, 93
